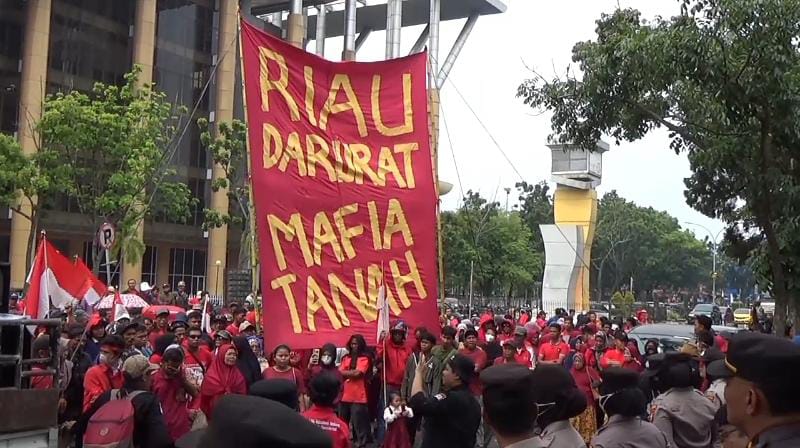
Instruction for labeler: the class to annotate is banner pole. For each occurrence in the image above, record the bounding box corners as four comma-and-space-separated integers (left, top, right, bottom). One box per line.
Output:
237, 13, 262, 338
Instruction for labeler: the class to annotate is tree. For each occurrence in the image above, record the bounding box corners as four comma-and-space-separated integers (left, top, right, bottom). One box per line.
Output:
517, 0, 800, 333
33, 67, 194, 275
198, 118, 252, 270
515, 181, 554, 253
441, 190, 542, 307
592, 191, 710, 300
0, 134, 62, 269
611, 290, 635, 319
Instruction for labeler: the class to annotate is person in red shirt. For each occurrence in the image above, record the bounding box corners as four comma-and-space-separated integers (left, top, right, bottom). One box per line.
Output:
82, 335, 125, 412
459, 329, 492, 448
376, 321, 413, 442
538, 323, 571, 365
226, 308, 247, 336
497, 320, 514, 345
494, 340, 519, 365
307, 343, 343, 404
262, 344, 307, 408
600, 332, 641, 371
199, 343, 247, 419
151, 346, 199, 442
303, 373, 351, 448
458, 329, 488, 395
511, 326, 535, 368
30, 335, 54, 390
339, 334, 371, 448
148, 309, 170, 348
182, 327, 213, 391
536, 311, 548, 329
477, 314, 496, 344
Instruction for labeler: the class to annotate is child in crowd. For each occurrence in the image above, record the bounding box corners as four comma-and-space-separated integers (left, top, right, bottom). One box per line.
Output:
382, 392, 413, 448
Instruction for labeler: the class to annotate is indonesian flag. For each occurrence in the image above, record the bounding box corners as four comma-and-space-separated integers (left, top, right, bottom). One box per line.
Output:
111, 290, 129, 322
24, 237, 107, 319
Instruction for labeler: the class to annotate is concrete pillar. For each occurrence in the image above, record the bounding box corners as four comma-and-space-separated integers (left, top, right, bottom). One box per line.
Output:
553, 187, 598, 312
342, 0, 357, 61
9, 0, 51, 289
206, 0, 237, 297
156, 244, 170, 287
286, 15, 305, 47
123, 0, 157, 286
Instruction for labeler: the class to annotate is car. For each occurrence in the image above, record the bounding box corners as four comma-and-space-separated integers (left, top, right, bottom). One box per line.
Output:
628, 323, 746, 354
687, 303, 715, 324
734, 308, 752, 326
588, 303, 610, 320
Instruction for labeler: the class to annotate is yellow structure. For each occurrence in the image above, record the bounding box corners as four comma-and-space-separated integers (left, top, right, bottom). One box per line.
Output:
9, 0, 51, 290
122, 0, 158, 285
206, 0, 238, 297
553, 187, 598, 312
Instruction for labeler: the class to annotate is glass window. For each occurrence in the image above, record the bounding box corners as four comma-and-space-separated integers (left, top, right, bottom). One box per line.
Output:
48, 0, 134, 92
142, 245, 158, 286
0, 0, 23, 134
169, 247, 206, 292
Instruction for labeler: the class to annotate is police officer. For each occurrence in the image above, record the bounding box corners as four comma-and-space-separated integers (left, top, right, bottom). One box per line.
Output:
591, 367, 669, 448
409, 353, 481, 448
481, 364, 545, 447
530, 364, 587, 447
714, 332, 800, 447
649, 352, 717, 448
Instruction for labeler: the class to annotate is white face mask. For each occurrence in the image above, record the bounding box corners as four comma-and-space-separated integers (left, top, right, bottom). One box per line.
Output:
486, 334, 495, 342
321, 355, 333, 365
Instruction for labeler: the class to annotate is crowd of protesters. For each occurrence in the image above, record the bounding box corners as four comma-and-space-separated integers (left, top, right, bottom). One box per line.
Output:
17, 281, 800, 448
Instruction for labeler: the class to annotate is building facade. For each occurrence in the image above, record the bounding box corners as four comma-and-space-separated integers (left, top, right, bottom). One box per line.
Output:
0, 0, 245, 296
1, 0, 503, 299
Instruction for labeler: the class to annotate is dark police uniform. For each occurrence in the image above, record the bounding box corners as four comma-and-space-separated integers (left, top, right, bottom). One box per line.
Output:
707, 332, 800, 448
410, 386, 481, 448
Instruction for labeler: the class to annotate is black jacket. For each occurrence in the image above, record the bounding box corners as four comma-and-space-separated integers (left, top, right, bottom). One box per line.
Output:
78, 388, 173, 448
410, 386, 481, 448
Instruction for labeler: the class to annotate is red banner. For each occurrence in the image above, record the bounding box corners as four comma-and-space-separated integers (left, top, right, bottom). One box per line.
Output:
240, 20, 440, 349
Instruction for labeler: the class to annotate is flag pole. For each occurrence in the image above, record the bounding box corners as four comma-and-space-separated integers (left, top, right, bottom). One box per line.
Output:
41, 231, 50, 319
237, 12, 262, 339
381, 261, 388, 410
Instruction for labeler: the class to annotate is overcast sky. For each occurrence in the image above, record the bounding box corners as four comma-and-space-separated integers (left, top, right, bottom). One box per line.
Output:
324, 0, 727, 242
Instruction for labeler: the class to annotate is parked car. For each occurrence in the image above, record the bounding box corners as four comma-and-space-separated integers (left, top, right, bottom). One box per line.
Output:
628, 323, 746, 354
588, 303, 610, 320
687, 303, 715, 324
734, 308, 752, 326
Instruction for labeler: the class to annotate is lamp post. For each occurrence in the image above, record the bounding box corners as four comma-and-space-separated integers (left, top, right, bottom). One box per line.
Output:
214, 260, 222, 298
685, 222, 724, 300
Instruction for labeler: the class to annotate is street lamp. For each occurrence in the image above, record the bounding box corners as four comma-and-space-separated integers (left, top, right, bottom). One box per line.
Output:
214, 260, 222, 297
685, 222, 724, 300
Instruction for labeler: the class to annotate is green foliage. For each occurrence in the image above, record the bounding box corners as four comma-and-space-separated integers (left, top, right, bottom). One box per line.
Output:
611, 290, 635, 318
593, 191, 710, 299
0, 135, 42, 218
198, 118, 252, 270
441, 190, 542, 302
518, 0, 800, 332
34, 66, 194, 268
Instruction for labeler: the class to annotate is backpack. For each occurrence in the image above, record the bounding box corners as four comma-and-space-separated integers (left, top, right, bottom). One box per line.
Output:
83, 389, 144, 448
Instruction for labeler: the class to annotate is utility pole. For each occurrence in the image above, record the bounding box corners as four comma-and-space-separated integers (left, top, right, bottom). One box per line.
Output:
685, 222, 724, 301
504, 187, 511, 213
469, 260, 474, 317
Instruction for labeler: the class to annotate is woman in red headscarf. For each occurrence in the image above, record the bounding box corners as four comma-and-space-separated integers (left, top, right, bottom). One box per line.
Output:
199, 343, 247, 419
569, 352, 598, 443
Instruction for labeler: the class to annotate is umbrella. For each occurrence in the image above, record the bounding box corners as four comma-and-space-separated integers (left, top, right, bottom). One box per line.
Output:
95, 293, 149, 309
142, 305, 185, 322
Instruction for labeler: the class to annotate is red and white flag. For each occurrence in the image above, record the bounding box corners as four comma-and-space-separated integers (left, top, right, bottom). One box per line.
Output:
111, 290, 129, 322
24, 236, 107, 319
